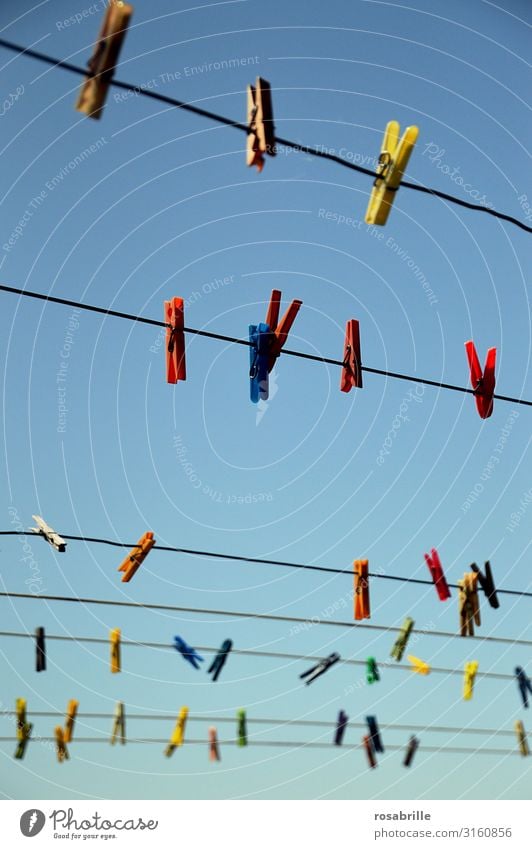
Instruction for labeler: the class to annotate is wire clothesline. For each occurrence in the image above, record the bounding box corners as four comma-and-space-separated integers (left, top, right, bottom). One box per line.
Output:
0, 37, 530, 234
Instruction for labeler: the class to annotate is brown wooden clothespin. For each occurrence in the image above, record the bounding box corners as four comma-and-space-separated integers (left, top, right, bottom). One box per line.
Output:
458, 572, 481, 637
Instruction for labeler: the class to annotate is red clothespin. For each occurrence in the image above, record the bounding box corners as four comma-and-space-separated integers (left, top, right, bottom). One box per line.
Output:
165, 298, 186, 384
340, 320, 363, 392
465, 341, 496, 419
353, 559, 370, 620
264, 289, 303, 371
118, 532, 156, 582
362, 734, 377, 769
424, 548, 451, 601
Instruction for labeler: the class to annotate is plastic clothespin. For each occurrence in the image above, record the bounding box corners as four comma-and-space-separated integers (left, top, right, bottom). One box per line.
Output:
353, 559, 370, 621
334, 710, 349, 746
249, 322, 272, 403
366, 657, 380, 684
365, 120, 419, 226
173, 636, 204, 670
117, 532, 155, 582
458, 572, 481, 637
110, 628, 121, 674
15, 698, 32, 760
340, 319, 363, 393
55, 726, 69, 763
515, 720, 529, 757
390, 617, 414, 662
165, 297, 187, 384
299, 652, 340, 685
110, 702, 126, 745
362, 735, 377, 769
471, 561, 499, 609
403, 735, 419, 767
75, 0, 134, 119
365, 716, 384, 754
164, 707, 189, 757
35, 627, 46, 672
463, 660, 479, 701
209, 726, 221, 762
407, 655, 431, 676
265, 289, 303, 371
29, 515, 66, 552
237, 709, 247, 747
515, 667, 532, 709
246, 77, 275, 171
424, 548, 451, 601
64, 700, 79, 744
465, 341, 496, 419
207, 639, 233, 682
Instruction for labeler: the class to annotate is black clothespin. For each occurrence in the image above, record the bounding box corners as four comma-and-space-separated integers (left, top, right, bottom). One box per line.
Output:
299, 652, 340, 685
515, 667, 532, 709
207, 639, 233, 682
403, 735, 419, 767
471, 561, 499, 609
365, 715, 384, 753
35, 627, 46, 672
334, 710, 349, 745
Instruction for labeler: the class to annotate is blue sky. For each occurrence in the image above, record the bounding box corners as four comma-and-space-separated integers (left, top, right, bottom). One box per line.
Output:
0, 0, 531, 800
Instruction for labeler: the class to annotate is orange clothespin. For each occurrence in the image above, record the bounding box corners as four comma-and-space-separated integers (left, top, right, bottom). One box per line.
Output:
465, 341, 496, 419
55, 726, 69, 763
340, 319, 363, 392
118, 532, 156, 582
110, 628, 121, 673
164, 706, 188, 757
265, 289, 303, 371
458, 572, 481, 637
165, 298, 186, 384
64, 700, 79, 743
246, 77, 275, 171
407, 655, 431, 675
208, 726, 221, 762
463, 661, 479, 701
75, 0, 134, 119
353, 559, 370, 620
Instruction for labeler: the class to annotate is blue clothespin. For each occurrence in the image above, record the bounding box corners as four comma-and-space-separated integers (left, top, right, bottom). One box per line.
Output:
173, 636, 204, 670
249, 322, 271, 403
365, 715, 384, 753
515, 667, 532, 709
207, 639, 233, 682
299, 652, 340, 685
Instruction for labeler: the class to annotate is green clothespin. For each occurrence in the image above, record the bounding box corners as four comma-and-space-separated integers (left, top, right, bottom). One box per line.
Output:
366, 657, 380, 684
237, 709, 247, 747
390, 617, 415, 662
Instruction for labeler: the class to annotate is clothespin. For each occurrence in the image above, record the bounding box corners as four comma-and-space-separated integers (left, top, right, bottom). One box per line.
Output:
299, 652, 340, 685
353, 559, 370, 620
165, 297, 186, 384
471, 561, 499, 609
365, 716, 384, 753
515, 667, 532, 709
249, 290, 302, 402
237, 709, 247, 746
55, 727, 69, 763
75, 0, 134, 119
390, 617, 414, 662
362, 735, 377, 769
209, 726, 221, 762
246, 77, 275, 171
365, 120, 419, 226
64, 699, 79, 744
463, 661, 479, 701
207, 638, 233, 682
458, 572, 481, 637
164, 707, 189, 757
15, 698, 32, 760
515, 720, 529, 757
407, 655, 431, 675
117, 532, 155, 582
334, 710, 349, 746
465, 341, 496, 419
35, 626, 46, 672
173, 636, 204, 670
403, 735, 419, 767
110, 628, 121, 674
424, 548, 451, 601
29, 515, 66, 552
340, 319, 363, 392
110, 702, 126, 745
367, 657, 380, 684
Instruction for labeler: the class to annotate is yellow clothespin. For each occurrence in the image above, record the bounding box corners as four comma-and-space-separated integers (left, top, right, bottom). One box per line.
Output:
458, 572, 481, 637
365, 120, 419, 226
64, 699, 79, 743
246, 77, 276, 172
14, 698, 33, 760
515, 720, 529, 756
407, 655, 431, 675
390, 617, 414, 662
118, 532, 156, 582
110, 628, 121, 673
164, 706, 188, 757
75, 0, 134, 119
463, 661, 479, 700
110, 702, 126, 745
55, 726, 69, 763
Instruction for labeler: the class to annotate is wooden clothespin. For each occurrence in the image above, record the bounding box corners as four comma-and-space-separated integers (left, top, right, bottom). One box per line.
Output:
407, 655, 431, 675
15, 698, 33, 760
403, 735, 419, 767
165, 297, 186, 384
366, 657, 380, 684
365, 120, 419, 226
249, 290, 302, 402
208, 726, 221, 762
55, 726, 69, 763
515, 720, 529, 757
110, 628, 121, 673
117, 532, 156, 582
340, 319, 363, 392
334, 710, 349, 745
29, 515, 66, 551
246, 77, 275, 171
35, 626, 46, 672
110, 702, 126, 745
365, 716, 384, 753
463, 660, 479, 701
458, 572, 481, 637
75, 0, 134, 119
465, 341, 496, 419
424, 548, 451, 601
353, 559, 370, 620
471, 561, 499, 609
390, 617, 414, 661
362, 734, 377, 768
64, 699, 79, 743
164, 707, 188, 757
237, 709, 247, 746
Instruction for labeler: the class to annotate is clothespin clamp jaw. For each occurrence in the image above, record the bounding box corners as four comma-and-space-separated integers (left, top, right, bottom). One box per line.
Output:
35, 626, 46, 672
340, 320, 363, 393
407, 655, 431, 675
29, 515, 66, 552
111, 702, 126, 745
165, 297, 187, 384
403, 735, 419, 767
353, 559, 370, 620
471, 561, 499, 609
64, 699, 79, 743
249, 322, 272, 402
424, 548, 451, 601
209, 726, 221, 761
118, 532, 155, 582
366, 657, 380, 684
237, 709, 247, 746
165, 706, 189, 757
247, 77, 276, 171
110, 628, 121, 673
465, 341, 496, 419
75, 0, 134, 119
458, 572, 481, 637
515, 721, 529, 757
390, 617, 414, 662
55, 726, 70, 763
463, 660, 479, 701
362, 735, 377, 769
365, 121, 419, 226
15, 698, 33, 759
